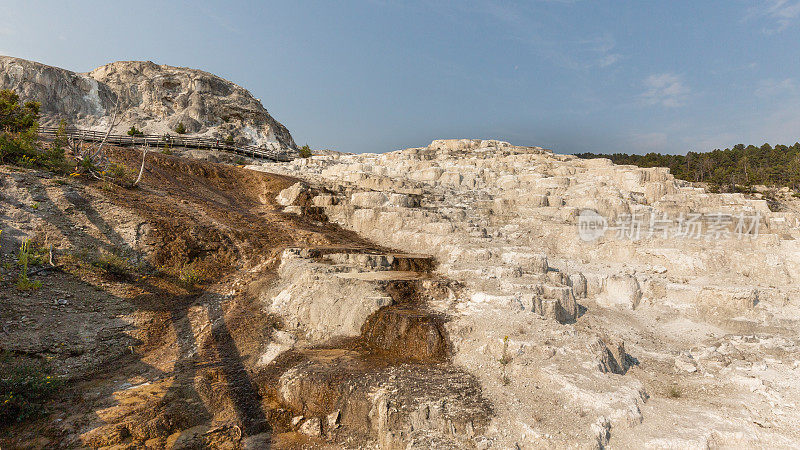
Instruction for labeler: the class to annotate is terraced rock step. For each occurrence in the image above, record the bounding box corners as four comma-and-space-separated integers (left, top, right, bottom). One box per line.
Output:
361, 306, 449, 362
258, 245, 491, 448
286, 246, 436, 273
267, 350, 490, 449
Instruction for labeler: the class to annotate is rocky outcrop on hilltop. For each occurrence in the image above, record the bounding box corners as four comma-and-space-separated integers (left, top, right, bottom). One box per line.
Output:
0, 56, 296, 152
254, 139, 800, 448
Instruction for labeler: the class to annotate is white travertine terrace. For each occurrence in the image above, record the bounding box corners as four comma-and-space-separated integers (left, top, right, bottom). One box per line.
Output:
252, 139, 800, 448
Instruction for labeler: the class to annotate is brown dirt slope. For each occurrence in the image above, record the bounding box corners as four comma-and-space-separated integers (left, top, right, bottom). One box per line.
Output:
0, 146, 382, 448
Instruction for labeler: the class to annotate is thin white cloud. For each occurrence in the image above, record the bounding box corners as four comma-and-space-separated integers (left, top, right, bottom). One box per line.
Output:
767, 0, 800, 26
748, 0, 800, 33
675, 108, 800, 153
582, 34, 622, 68
475, 2, 525, 25
599, 53, 621, 68
755, 78, 797, 97
464, 3, 622, 70
195, 4, 243, 36
641, 73, 689, 108
707, 106, 800, 149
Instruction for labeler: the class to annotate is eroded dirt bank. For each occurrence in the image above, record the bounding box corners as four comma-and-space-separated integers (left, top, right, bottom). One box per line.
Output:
0, 147, 489, 448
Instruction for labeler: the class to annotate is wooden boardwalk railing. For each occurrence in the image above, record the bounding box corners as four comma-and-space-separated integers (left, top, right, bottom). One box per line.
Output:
38, 126, 294, 162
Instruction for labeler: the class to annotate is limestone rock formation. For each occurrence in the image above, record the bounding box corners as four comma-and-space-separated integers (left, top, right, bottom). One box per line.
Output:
0, 55, 296, 152
254, 139, 800, 448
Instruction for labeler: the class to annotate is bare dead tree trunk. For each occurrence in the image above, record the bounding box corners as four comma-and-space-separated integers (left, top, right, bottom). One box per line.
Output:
90, 102, 122, 160
134, 143, 149, 186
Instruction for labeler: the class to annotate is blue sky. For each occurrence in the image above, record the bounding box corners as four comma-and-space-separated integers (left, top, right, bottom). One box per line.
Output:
1, 1, 799, 154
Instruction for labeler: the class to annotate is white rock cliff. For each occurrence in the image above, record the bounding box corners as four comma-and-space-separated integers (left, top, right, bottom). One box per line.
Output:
0, 55, 296, 152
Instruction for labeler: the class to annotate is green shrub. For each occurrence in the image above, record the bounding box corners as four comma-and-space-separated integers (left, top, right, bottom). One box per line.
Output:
0, 90, 39, 132
79, 156, 99, 174
17, 240, 48, 267
298, 145, 312, 158
178, 261, 210, 287
0, 353, 63, 425
10, 141, 68, 173
127, 126, 143, 136
499, 335, 512, 385
160, 135, 173, 155
100, 162, 127, 181
54, 120, 68, 148
0, 128, 35, 163
499, 336, 512, 365
225, 134, 235, 146
0, 90, 68, 173
91, 250, 134, 280
15, 276, 41, 291
175, 122, 186, 134
15, 240, 43, 291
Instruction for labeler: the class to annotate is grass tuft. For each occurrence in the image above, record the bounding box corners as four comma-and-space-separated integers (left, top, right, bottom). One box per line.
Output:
0, 352, 63, 426
91, 250, 135, 280
667, 385, 682, 399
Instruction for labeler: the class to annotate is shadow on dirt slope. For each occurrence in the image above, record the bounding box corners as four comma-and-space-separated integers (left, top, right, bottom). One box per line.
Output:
0, 146, 381, 448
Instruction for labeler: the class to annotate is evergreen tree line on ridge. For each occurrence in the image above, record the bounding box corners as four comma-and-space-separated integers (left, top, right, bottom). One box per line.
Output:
576, 142, 800, 193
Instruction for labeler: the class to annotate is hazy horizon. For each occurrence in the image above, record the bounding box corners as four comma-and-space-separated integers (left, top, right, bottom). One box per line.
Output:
2, 1, 798, 155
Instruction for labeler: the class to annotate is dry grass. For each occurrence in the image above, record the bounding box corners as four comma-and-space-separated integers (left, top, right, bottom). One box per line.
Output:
667, 385, 682, 399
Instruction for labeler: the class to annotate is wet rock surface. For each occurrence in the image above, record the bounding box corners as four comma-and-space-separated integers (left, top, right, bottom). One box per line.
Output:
361, 306, 449, 362
257, 246, 492, 448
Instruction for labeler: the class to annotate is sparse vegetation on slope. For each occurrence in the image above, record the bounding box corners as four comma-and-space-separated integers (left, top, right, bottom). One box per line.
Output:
15, 240, 43, 291
0, 353, 63, 426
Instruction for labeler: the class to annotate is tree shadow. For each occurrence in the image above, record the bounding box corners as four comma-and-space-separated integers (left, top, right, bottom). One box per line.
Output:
13, 176, 272, 446
206, 299, 269, 435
